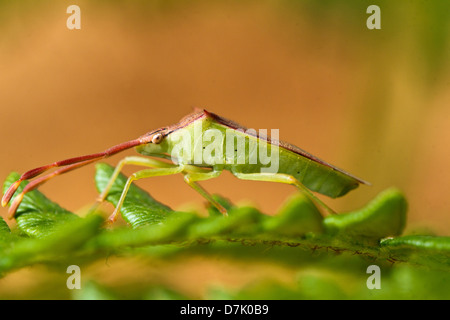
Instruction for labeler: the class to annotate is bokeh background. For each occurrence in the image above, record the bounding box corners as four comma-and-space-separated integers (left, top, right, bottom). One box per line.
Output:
1, 0, 450, 300
0, 2, 449, 235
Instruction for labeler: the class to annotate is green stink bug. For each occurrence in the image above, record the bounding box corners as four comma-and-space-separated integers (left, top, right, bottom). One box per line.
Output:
2, 109, 369, 223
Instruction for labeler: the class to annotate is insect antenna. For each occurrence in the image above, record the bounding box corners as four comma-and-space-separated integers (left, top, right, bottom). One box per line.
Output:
2, 137, 149, 218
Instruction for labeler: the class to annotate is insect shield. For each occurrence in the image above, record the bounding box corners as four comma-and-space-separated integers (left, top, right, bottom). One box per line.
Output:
169, 121, 280, 173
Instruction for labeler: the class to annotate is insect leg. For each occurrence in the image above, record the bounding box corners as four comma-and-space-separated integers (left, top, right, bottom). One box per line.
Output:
107, 165, 185, 223
97, 156, 178, 203
231, 171, 336, 215
182, 169, 227, 215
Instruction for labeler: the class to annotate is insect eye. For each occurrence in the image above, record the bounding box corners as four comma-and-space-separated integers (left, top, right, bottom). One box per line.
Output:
151, 133, 163, 144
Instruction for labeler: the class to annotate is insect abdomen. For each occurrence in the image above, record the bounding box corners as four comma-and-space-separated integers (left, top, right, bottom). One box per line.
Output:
278, 151, 360, 198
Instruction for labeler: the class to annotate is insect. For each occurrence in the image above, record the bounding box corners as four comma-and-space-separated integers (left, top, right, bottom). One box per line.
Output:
2, 109, 369, 223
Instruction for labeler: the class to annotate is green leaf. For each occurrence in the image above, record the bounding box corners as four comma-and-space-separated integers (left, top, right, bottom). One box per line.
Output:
323, 188, 407, 240
94, 163, 173, 228
381, 235, 450, 269
0, 214, 103, 274
262, 193, 324, 236
72, 281, 118, 300
92, 211, 199, 249
0, 217, 10, 237
3, 172, 78, 238
143, 286, 189, 300
187, 206, 263, 239
1, 164, 449, 298
207, 194, 234, 216
0, 217, 13, 252
381, 235, 450, 251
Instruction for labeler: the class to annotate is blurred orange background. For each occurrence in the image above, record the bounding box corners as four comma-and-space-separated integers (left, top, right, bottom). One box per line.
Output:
1, 0, 449, 234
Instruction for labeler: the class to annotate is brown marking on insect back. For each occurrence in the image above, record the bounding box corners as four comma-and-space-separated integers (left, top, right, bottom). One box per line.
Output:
139, 109, 207, 141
